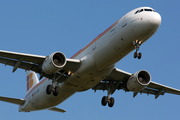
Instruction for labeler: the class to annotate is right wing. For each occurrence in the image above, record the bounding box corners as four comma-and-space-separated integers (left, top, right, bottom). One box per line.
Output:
0, 96, 25, 105
93, 68, 180, 99
0, 50, 81, 82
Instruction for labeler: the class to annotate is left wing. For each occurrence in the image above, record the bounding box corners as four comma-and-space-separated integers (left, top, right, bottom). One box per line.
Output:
93, 68, 180, 99
0, 96, 66, 113
0, 50, 81, 82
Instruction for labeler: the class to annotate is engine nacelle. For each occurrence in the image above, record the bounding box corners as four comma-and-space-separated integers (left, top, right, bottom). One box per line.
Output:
42, 52, 66, 74
126, 70, 151, 91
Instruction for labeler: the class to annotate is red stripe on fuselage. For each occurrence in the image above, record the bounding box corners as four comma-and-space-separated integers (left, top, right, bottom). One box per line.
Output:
24, 78, 48, 99
23, 19, 120, 100
70, 20, 119, 59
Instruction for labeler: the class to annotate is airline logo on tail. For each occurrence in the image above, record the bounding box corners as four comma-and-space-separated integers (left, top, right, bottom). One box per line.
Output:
27, 73, 34, 91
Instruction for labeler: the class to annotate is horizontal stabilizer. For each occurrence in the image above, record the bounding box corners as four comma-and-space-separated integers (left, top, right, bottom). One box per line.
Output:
48, 107, 66, 113
0, 96, 25, 105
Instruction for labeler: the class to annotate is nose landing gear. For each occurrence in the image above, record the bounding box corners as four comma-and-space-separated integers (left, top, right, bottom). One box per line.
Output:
134, 51, 142, 59
133, 40, 142, 59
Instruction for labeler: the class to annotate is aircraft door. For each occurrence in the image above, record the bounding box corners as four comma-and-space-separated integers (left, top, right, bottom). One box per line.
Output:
92, 42, 96, 50
121, 15, 128, 28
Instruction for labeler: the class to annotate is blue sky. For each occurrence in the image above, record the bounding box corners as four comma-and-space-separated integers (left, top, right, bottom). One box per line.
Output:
0, 0, 180, 120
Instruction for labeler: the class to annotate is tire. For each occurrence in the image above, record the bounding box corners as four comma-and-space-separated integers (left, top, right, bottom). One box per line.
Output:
108, 97, 115, 107
101, 96, 108, 106
134, 52, 138, 58
46, 85, 52, 95
53, 86, 59, 96
138, 52, 142, 59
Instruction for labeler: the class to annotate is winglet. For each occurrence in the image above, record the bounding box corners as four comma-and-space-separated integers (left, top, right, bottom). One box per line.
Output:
48, 107, 66, 113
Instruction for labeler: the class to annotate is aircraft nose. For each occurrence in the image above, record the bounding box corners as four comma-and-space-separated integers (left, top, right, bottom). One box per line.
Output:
148, 12, 161, 29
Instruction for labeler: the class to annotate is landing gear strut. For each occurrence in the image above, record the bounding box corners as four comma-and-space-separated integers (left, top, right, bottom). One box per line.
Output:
101, 81, 115, 107
133, 40, 142, 59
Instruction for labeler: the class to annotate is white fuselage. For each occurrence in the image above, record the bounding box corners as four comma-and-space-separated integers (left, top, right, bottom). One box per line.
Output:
19, 7, 161, 112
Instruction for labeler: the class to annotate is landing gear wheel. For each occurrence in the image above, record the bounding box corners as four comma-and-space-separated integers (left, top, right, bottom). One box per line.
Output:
53, 86, 59, 96
46, 85, 52, 95
138, 52, 142, 59
108, 97, 115, 107
101, 96, 108, 106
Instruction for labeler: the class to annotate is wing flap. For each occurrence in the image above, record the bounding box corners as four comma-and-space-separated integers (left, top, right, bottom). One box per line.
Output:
140, 88, 165, 95
0, 56, 41, 72
0, 96, 25, 105
131, 87, 165, 98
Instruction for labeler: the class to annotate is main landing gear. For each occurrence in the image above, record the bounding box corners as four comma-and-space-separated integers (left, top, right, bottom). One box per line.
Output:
101, 81, 115, 107
133, 40, 142, 59
46, 80, 59, 96
101, 96, 115, 107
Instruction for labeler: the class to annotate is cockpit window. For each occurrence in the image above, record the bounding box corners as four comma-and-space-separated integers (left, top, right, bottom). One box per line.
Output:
135, 10, 139, 14
139, 9, 144, 13
134, 8, 156, 14
144, 9, 152, 11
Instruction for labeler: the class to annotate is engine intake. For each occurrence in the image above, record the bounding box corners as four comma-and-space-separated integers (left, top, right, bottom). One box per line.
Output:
42, 52, 66, 74
126, 70, 151, 91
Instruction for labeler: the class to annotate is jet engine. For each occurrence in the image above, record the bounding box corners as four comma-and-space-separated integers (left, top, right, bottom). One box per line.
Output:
126, 70, 151, 91
42, 52, 66, 74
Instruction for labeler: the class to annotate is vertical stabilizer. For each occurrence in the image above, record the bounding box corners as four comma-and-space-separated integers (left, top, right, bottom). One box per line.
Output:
26, 70, 39, 94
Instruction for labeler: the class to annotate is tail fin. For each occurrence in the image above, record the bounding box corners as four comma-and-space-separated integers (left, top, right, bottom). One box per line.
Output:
26, 70, 39, 94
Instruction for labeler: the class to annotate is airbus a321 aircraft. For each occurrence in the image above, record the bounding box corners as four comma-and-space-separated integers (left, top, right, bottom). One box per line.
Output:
0, 7, 180, 113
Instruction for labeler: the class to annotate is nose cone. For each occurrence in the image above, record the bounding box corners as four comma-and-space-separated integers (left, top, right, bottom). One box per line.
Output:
149, 12, 161, 29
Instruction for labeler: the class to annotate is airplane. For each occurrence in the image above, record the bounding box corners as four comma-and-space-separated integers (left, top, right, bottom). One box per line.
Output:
0, 6, 180, 113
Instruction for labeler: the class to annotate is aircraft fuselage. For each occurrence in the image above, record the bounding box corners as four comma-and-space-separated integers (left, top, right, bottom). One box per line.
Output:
19, 7, 161, 112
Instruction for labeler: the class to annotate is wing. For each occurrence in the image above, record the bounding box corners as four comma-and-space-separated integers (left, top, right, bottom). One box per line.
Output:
0, 50, 81, 82
92, 68, 180, 99
0, 96, 25, 105
0, 96, 66, 113
48, 107, 66, 113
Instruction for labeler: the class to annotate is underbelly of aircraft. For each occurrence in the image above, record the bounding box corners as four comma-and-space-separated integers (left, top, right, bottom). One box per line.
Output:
60, 54, 115, 92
